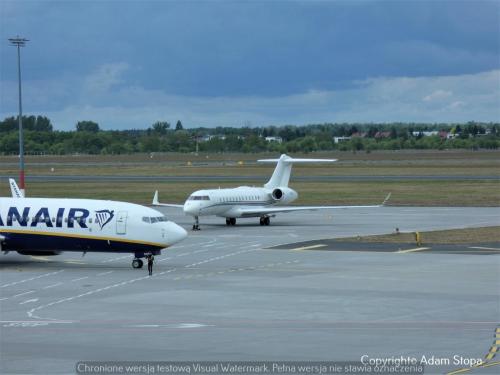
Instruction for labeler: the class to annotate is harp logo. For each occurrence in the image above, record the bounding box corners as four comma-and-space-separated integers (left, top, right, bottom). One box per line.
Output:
95, 210, 114, 230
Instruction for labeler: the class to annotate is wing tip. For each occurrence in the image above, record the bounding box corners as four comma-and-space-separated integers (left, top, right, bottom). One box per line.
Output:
382, 192, 392, 205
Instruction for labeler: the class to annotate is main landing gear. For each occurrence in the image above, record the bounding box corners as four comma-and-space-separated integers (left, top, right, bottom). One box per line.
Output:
225, 218, 236, 226
132, 258, 143, 269
192, 216, 200, 231
259, 216, 270, 226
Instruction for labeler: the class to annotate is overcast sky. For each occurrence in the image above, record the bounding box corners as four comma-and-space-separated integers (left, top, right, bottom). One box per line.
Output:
0, 0, 499, 130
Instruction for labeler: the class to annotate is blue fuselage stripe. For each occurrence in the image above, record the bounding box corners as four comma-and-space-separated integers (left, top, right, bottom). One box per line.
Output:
2, 232, 163, 253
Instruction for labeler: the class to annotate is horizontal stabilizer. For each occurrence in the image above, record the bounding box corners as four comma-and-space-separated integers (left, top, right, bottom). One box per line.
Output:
258, 154, 337, 189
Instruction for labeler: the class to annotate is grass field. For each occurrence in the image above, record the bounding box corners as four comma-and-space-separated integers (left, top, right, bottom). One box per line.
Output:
1, 150, 499, 177
0, 150, 498, 206
340, 226, 500, 244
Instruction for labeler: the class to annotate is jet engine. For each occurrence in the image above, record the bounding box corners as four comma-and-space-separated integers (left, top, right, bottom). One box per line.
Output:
269, 187, 298, 203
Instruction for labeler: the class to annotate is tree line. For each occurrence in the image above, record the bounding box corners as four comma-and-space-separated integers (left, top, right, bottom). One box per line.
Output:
0, 116, 498, 155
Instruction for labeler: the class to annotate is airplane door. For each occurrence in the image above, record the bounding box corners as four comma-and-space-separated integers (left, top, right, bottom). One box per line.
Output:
116, 211, 128, 235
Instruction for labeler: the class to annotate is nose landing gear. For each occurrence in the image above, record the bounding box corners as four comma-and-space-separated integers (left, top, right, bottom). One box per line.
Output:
192, 216, 200, 231
225, 218, 236, 226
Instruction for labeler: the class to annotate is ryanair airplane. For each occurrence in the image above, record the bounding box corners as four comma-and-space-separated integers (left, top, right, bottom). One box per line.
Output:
1, 179, 187, 268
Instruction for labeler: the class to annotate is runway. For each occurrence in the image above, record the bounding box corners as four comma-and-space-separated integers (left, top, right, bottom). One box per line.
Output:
1, 207, 499, 374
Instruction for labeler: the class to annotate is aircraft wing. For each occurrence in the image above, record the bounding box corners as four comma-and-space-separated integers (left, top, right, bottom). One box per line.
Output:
152, 191, 184, 208
238, 193, 391, 217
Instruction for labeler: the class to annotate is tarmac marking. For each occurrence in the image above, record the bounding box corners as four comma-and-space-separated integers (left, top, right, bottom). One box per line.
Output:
71, 276, 88, 282
1, 320, 75, 328
397, 247, 430, 254
96, 271, 114, 276
479, 361, 500, 369
127, 323, 213, 329
193, 249, 210, 254
469, 246, 500, 251
157, 257, 172, 263
290, 244, 327, 251
29, 256, 51, 262
446, 325, 500, 375
43, 283, 62, 289
64, 260, 87, 265
12, 290, 35, 298
29, 268, 178, 320
0, 270, 64, 288
19, 298, 38, 305
25, 243, 261, 320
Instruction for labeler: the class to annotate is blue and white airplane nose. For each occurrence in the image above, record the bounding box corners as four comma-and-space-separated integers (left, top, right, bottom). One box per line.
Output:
165, 221, 188, 245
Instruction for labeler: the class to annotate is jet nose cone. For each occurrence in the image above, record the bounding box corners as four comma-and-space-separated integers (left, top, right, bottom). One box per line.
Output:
183, 202, 198, 216
166, 222, 188, 245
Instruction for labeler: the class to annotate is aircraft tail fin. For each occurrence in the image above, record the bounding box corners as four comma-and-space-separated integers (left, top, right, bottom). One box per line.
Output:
9, 178, 24, 198
258, 154, 337, 188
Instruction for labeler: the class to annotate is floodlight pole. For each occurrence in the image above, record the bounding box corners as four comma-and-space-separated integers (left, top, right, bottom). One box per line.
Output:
8, 36, 29, 197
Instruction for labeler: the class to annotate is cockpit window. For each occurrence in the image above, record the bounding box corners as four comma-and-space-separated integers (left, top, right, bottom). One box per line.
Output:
142, 216, 168, 224
188, 195, 210, 201
150, 216, 168, 223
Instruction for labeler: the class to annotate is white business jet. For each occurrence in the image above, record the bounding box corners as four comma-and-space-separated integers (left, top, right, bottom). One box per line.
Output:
153, 154, 390, 230
1, 179, 187, 268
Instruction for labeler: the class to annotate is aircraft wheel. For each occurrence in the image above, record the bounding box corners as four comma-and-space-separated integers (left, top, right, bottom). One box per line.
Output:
226, 218, 231, 226
259, 217, 264, 226
230, 218, 236, 226
132, 258, 143, 269
264, 217, 270, 226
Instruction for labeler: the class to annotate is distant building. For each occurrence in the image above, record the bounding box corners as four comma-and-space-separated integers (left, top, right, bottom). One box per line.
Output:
264, 136, 283, 143
333, 136, 351, 143
201, 135, 226, 142
374, 131, 391, 139
438, 131, 453, 139
412, 131, 439, 137
351, 132, 367, 138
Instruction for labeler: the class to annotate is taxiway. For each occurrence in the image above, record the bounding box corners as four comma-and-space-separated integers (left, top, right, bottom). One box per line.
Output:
1, 207, 499, 374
